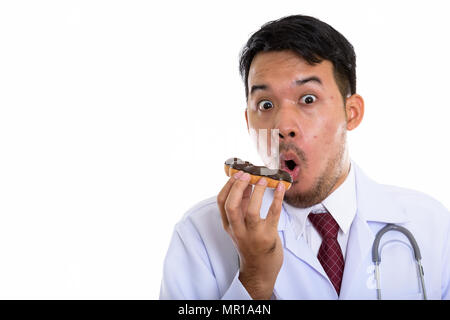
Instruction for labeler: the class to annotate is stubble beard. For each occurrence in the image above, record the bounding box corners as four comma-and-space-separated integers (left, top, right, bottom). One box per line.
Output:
283, 130, 348, 208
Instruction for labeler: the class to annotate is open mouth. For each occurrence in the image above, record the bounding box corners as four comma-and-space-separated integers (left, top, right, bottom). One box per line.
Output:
280, 153, 300, 181
285, 159, 297, 171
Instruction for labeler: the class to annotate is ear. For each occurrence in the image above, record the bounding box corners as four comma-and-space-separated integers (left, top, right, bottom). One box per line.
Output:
345, 93, 364, 131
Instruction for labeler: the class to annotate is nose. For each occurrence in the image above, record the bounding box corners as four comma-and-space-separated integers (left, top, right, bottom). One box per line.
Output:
276, 105, 300, 140
279, 130, 296, 139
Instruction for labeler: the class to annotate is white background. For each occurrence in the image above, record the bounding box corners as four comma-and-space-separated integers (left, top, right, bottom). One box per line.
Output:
0, 0, 448, 299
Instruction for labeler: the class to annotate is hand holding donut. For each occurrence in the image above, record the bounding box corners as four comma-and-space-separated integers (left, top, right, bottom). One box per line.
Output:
217, 157, 289, 300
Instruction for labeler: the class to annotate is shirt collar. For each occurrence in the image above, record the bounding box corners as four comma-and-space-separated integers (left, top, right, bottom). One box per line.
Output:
282, 162, 357, 237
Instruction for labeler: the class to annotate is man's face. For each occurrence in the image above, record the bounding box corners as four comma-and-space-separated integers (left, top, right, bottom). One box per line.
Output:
245, 50, 350, 208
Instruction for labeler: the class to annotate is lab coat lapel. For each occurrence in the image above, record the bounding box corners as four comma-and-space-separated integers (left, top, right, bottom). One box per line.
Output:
349, 162, 409, 224
261, 189, 327, 279
339, 210, 374, 299
339, 162, 410, 299
282, 220, 328, 278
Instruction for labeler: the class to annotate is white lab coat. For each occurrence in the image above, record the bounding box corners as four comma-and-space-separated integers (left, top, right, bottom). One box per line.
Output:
160, 162, 450, 299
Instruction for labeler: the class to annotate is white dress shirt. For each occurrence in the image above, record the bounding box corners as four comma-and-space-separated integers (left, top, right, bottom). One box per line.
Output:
282, 163, 356, 258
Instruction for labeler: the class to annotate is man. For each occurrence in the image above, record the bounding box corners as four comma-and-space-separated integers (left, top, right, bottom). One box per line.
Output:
160, 15, 450, 299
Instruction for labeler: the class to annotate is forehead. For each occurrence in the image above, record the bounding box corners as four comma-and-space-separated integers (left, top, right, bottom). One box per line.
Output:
248, 50, 334, 85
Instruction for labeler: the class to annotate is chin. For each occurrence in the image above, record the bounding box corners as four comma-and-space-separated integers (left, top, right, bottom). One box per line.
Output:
283, 173, 331, 208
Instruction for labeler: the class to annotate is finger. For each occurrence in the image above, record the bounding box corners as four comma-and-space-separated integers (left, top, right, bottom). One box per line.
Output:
245, 177, 268, 229
224, 172, 252, 234
241, 184, 253, 216
217, 171, 244, 231
265, 181, 286, 228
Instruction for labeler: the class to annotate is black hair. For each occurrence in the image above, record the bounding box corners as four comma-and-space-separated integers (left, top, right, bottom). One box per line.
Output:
239, 15, 356, 102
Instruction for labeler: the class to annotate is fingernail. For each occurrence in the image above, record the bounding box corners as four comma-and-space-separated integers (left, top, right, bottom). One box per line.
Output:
240, 172, 250, 181
257, 178, 267, 185
277, 182, 285, 191
233, 171, 243, 179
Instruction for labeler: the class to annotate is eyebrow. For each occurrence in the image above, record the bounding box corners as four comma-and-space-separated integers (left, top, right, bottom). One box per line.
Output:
295, 76, 322, 86
250, 76, 323, 96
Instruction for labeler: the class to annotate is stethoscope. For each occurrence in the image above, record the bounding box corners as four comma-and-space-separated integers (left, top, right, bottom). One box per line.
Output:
371, 223, 427, 300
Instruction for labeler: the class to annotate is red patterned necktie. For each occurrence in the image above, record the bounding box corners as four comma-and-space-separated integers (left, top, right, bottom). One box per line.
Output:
308, 211, 344, 295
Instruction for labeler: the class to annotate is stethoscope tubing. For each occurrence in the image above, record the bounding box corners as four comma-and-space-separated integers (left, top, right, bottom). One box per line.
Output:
371, 223, 427, 300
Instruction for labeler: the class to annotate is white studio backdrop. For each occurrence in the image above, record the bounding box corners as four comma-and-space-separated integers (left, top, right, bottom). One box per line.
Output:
0, 0, 448, 299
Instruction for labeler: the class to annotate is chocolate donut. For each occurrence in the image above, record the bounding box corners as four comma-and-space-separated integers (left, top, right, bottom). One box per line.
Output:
224, 157, 292, 190
224, 157, 253, 176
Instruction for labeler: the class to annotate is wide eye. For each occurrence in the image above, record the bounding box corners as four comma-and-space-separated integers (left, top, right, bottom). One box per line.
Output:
300, 94, 317, 105
257, 100, 274, 111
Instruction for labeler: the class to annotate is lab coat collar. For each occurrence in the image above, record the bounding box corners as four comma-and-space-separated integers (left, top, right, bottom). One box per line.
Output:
352, 161, 410, 224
